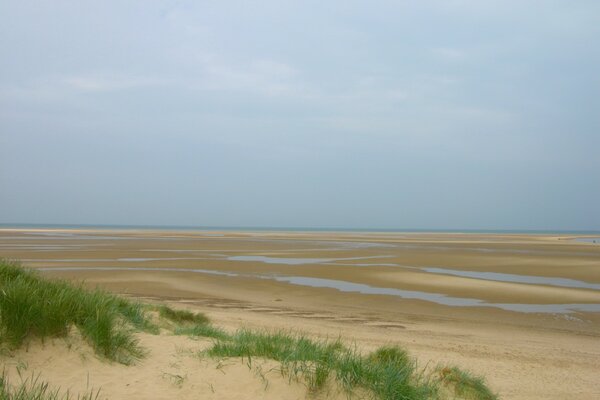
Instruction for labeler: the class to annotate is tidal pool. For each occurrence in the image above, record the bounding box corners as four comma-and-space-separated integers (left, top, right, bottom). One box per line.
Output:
37, 266, 600, 314
272, 275, 600, 314
38, 266, 239, 277
22, 257, 214, 263
573, 237, 600, 244
421, 267, 600, 291
227, 255, 393, 265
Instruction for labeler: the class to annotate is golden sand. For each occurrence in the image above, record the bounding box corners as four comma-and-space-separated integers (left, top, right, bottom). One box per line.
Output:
1, 229, 599, 399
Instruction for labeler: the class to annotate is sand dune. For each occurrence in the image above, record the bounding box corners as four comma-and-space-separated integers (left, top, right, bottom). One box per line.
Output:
2, 332, 347, 400
1, 228, 599, 399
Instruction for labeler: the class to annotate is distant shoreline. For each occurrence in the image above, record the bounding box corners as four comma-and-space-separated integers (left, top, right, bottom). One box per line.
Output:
0, 223, 599, 235
2, 228, 600, 398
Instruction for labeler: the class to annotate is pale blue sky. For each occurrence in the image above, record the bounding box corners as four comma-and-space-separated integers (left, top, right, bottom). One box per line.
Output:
1, 1, 599, 230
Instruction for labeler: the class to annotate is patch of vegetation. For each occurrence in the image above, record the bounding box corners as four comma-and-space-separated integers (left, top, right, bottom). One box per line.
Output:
437, 366, 497, 400
0, 370, 100, 400
0, 260, 156, 364
205, 331, 499, 399
173, 324, 229, 340
158, 305, 209, 325
206, 329, 435, 399
158, 304, 228, 339
0, 259, 497, 399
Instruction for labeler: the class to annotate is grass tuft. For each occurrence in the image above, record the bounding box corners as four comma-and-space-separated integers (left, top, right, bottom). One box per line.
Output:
173, 324, 229, 340
0, 260, 155, 364
437, 366, 497, 400
0, 370, 100, 400
206, 329, 435, 399
158, 304, 228, 339
0, 259, 497, 399
158, 305, 209, 325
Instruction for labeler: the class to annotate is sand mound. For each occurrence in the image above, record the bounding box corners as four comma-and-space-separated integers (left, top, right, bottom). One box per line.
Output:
1, 333, 348, 400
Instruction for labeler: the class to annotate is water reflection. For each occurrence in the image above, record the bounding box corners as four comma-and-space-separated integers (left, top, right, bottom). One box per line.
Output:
227, 255, 392, 265
37, 266, 600, 314
272, 276, 600, 313
421, 267, 600, 290
572, 237, 600, 244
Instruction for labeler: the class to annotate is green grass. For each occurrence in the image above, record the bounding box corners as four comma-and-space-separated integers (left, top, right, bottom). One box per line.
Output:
0, 260, 155, 364
205, 331, 498, 399
158, 304, 228, 339
0, 259, 498, 399
206, 329, 435, 399
0, 370, 100, 400
173, 324, 229, 340
158, 305, 209, 325
437, 366, 497, 400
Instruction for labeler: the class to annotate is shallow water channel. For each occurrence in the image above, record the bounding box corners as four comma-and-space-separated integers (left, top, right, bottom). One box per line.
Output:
37, 266, 600, 314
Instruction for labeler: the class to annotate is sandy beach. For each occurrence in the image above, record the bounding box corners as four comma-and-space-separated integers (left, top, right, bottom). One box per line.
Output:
1, 228, 599, 399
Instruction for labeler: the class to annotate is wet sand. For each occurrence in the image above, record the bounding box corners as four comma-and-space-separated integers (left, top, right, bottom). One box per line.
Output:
1, 228, 599, 399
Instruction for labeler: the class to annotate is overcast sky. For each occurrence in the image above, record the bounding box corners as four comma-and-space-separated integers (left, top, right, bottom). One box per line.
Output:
1, 1, 599, 230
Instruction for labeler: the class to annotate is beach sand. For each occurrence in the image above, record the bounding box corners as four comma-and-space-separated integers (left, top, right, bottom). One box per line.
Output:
1, 228, 599, 399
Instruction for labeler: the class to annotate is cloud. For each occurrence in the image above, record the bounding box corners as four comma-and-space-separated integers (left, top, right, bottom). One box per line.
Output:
193, 56, 317, 98
386, 89, 409, 101
431, 47, 465, 60
0, 73, 167, 109
63, 74, 165, 92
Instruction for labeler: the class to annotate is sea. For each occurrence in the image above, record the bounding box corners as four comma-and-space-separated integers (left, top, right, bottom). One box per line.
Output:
0, 223, 599, 235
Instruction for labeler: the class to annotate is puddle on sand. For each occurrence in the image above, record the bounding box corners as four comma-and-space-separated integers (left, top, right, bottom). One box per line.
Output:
323, 262, 401, 267
572, 237, 600, 244
117, 257, 214, 262
21, 257, 214, 263
0, 244, 89, 247
228, 256, 334, 265
421, 267, 600, 291
25, 232, 78, 237
38, 266, 239, 277
227, 255, 392, 265
271, 276, 600, 314
23, 258, 115, 263
37, 266, 600, 314
10, 232, 192, 241
321, 241, 396, 249
0, 244, 94, 251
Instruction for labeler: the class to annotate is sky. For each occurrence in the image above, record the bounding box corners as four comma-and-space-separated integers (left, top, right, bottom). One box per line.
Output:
1, 1, 599, 231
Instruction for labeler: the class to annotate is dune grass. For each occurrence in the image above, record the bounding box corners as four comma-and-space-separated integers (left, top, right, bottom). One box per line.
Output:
157, 304, 228, 339
158, 305, 209, 325
0, 370, 100, 400
173, 323, 229, 340
0, 260, 156, 364
205, 330, 498, 399
0, 259, 497, 399
206, 329, 436, 399
437, 366, 497, 400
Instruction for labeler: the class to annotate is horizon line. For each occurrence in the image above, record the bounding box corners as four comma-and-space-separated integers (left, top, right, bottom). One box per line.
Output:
1, 222, 599, 235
